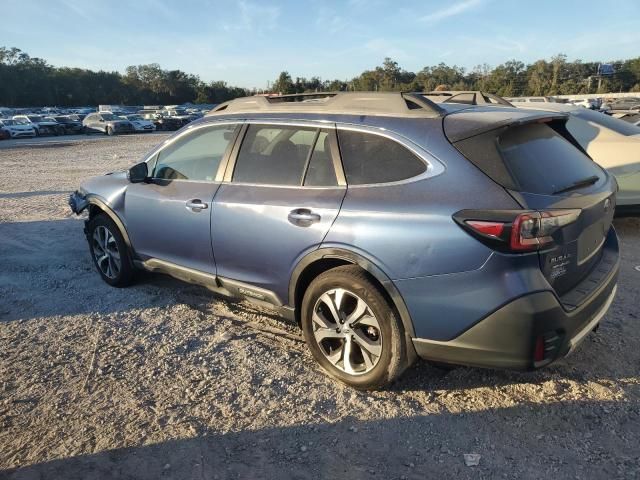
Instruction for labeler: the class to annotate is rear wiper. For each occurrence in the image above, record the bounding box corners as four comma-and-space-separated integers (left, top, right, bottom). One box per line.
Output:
553, 175, 600, 195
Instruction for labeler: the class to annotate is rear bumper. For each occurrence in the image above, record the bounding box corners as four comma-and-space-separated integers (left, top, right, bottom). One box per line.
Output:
412, 230, 620, 370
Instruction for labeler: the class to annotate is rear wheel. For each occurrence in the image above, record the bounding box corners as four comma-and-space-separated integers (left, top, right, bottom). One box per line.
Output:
87, 214, 134, 287
301, 265, 409, 389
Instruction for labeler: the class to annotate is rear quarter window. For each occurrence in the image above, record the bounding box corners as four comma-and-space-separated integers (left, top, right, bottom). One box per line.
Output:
337, 130, 426, 185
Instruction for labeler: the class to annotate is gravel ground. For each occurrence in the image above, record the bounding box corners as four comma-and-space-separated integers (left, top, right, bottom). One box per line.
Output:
0, 134, 639, 479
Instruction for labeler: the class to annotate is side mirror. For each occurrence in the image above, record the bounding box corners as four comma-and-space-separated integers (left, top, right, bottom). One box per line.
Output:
127, 162, 148, 183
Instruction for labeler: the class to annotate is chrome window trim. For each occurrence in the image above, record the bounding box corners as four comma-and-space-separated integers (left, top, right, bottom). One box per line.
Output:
144, 120, 242, 183
335, 123, 446, 188
223, 119, 345, 187
142, 120, 242, 164
189, 117, 445, 188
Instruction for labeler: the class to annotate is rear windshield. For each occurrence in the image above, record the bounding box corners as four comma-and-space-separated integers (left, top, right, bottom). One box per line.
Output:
498, 123, 603, 195
573, 109, 640, 136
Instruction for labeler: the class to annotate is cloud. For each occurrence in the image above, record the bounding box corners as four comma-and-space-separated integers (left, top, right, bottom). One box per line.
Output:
420, 0, 484, 23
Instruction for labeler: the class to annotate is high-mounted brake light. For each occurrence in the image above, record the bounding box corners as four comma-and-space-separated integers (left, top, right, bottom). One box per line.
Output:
457, 209, 581, 253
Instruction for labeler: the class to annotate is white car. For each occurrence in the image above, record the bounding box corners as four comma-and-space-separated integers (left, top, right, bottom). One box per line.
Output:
571, 98, 598, 109
121, 114, 156, 132
516, 102, 640, 214
12, 114, 63, 136
0, 119, 37, 138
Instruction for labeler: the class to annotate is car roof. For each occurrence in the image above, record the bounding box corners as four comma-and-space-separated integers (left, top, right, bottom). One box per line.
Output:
514, 102, 580, 113
207, 92, 447, 118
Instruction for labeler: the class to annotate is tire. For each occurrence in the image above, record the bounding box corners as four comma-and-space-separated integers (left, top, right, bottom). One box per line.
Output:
34, 128, 40, 137
106, 126, 115, 136
301, 265, 410, 390
87, 214, 134, 287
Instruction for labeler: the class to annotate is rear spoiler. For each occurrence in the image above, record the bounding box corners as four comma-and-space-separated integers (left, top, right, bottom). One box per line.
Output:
444, 111, 568, 143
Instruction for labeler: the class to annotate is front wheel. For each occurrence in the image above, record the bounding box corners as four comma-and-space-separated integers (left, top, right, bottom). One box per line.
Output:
301, 265, 410, 390
87, 214, 134, 287
106, 126, 115, 136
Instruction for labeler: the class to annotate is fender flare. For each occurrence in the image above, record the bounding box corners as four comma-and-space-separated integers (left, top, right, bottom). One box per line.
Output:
85, 194, 133, 250
289, 247, 416, 338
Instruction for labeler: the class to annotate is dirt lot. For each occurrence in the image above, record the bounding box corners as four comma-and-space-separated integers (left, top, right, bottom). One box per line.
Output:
1, 134, 639, 479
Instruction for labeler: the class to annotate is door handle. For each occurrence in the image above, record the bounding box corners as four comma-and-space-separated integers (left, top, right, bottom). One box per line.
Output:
186, 199, 208, 212
288, 208, 321, 227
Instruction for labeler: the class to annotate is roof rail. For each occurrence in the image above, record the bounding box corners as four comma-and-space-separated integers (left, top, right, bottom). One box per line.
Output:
207, 92, 446, 118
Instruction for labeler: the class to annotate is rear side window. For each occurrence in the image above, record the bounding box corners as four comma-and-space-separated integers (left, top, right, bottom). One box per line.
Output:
233, 125, 337, 186
337, 130, 426, 185
498, 123, 603, 194
304, 131, 337, 186
153, 124, 237, 181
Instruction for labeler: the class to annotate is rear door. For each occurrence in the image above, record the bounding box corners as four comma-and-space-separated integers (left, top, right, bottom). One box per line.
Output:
211, 121, 346, 302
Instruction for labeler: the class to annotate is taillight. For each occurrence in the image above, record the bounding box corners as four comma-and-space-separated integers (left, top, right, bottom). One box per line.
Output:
454, 209, 581, 253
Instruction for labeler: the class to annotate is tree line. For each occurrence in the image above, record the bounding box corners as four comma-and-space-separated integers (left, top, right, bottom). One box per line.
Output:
2, 46, 640, 107
272, 56, 640, 97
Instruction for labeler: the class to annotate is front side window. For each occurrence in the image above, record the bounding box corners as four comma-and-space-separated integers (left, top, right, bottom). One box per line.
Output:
337, 130, 427, 185
153, 124, 238, 181
233, 125, 333, 186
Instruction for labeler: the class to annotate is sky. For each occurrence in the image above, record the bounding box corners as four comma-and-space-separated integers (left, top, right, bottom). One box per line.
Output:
2, 0, 640, 89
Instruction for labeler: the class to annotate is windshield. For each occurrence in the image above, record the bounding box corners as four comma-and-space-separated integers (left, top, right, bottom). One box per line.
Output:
574, 109, 640, 136
2, 119, 17, 125
100, 114, 118, 121
127, 115, 143, 121
27, 116, 43, 122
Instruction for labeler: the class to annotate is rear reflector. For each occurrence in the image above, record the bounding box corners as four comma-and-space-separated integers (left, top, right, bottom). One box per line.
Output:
465, 220, 504, 238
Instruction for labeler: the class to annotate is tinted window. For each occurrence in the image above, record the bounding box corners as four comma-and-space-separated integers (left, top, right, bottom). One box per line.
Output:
573, 109, 640, 136
154, 124, 237, 181
337, 130, 427, 185
233, 125, 316, 185
498, 123, 603, 195
304, 131, 337, 186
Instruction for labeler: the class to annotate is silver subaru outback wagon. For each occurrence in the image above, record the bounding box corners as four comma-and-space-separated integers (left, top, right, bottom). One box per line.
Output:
70, 92, 619, 389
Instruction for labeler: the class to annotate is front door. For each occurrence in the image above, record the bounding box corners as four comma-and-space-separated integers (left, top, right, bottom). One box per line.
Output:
212, 122, 346, 302
125, 122, 240, 274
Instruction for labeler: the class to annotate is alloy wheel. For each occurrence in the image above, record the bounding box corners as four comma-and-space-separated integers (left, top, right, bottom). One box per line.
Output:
92, 225, 121, 279
311, 288, 383, 375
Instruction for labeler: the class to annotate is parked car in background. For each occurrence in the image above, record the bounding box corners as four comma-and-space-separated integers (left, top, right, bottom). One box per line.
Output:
516, 102, 640, 215
50, 116, 83, 134
604, 97, 640, 112
120, 114, 156, 132
0, 119, 37, 138
140, 112, 183, 131
571, 98, 599, 109
423, 91, 513, 106
70, 92, 619, 389
13, 114, 63, 136
612, 112, 640, 126
83, 112, 135, 136
507, 96, 557, 104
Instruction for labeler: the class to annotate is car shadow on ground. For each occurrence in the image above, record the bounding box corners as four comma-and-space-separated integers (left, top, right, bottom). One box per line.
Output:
1, 217, 638, 394
2, 399, 639, 480
0, 190, 70, 199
